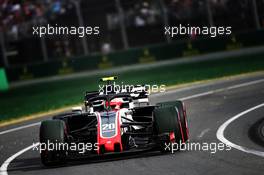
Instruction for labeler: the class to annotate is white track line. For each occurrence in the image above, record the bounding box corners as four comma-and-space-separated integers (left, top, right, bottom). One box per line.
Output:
197, 128, 210, 138
1, 77, 264, 175
0, 123, 40, 135
0, 143, 39, 175
180, 78, 264, 101
179, 91, 214, 101
217, 103, 264, 157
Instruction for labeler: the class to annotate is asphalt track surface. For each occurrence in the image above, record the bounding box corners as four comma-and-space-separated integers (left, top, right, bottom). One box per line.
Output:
1, 73, 264, 175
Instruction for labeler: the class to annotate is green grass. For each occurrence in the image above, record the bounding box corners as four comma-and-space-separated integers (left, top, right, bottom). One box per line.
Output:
1, 53, 264, 122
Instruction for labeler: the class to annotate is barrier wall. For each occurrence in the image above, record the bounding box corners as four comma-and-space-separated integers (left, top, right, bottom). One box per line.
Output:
6, 30, 264, 82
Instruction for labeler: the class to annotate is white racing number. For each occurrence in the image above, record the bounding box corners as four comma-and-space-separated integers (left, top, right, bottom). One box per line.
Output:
102, 123, 115, 132
100, 112, 117, 137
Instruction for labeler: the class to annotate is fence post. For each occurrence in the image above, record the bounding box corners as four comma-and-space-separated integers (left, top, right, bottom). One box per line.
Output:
72, 0, 89, 55
115, 0, 129, 49
40, 36, 48, 62
0, 29, 8, 67
206, 0, 214, 27
158, 0, 171, 43
252, 0, 261, 29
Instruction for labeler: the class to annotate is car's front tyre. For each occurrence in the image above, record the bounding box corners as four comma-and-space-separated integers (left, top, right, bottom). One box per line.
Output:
39, 120, 67, 166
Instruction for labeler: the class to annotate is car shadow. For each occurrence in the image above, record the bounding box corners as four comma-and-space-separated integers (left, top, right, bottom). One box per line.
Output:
7, 150, 183, 173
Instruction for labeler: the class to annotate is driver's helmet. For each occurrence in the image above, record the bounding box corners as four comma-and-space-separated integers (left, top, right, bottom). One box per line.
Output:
105, 98, 124, 111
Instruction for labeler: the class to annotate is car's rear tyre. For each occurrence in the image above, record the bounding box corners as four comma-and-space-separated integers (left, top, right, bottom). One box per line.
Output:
157, 101, 189, 142
39, 120, 67, 166
154, 105, 187, 152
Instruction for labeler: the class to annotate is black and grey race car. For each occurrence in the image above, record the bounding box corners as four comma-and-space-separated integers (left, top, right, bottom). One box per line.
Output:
39, 77, 189, 166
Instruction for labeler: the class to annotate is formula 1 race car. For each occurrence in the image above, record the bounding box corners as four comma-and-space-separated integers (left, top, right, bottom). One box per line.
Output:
39, 76, 189, 166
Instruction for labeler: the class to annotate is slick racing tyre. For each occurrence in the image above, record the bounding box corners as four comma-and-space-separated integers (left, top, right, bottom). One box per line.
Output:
154, 106, 187, 152
39, 120, 67, 166
157, 101, 189, 142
